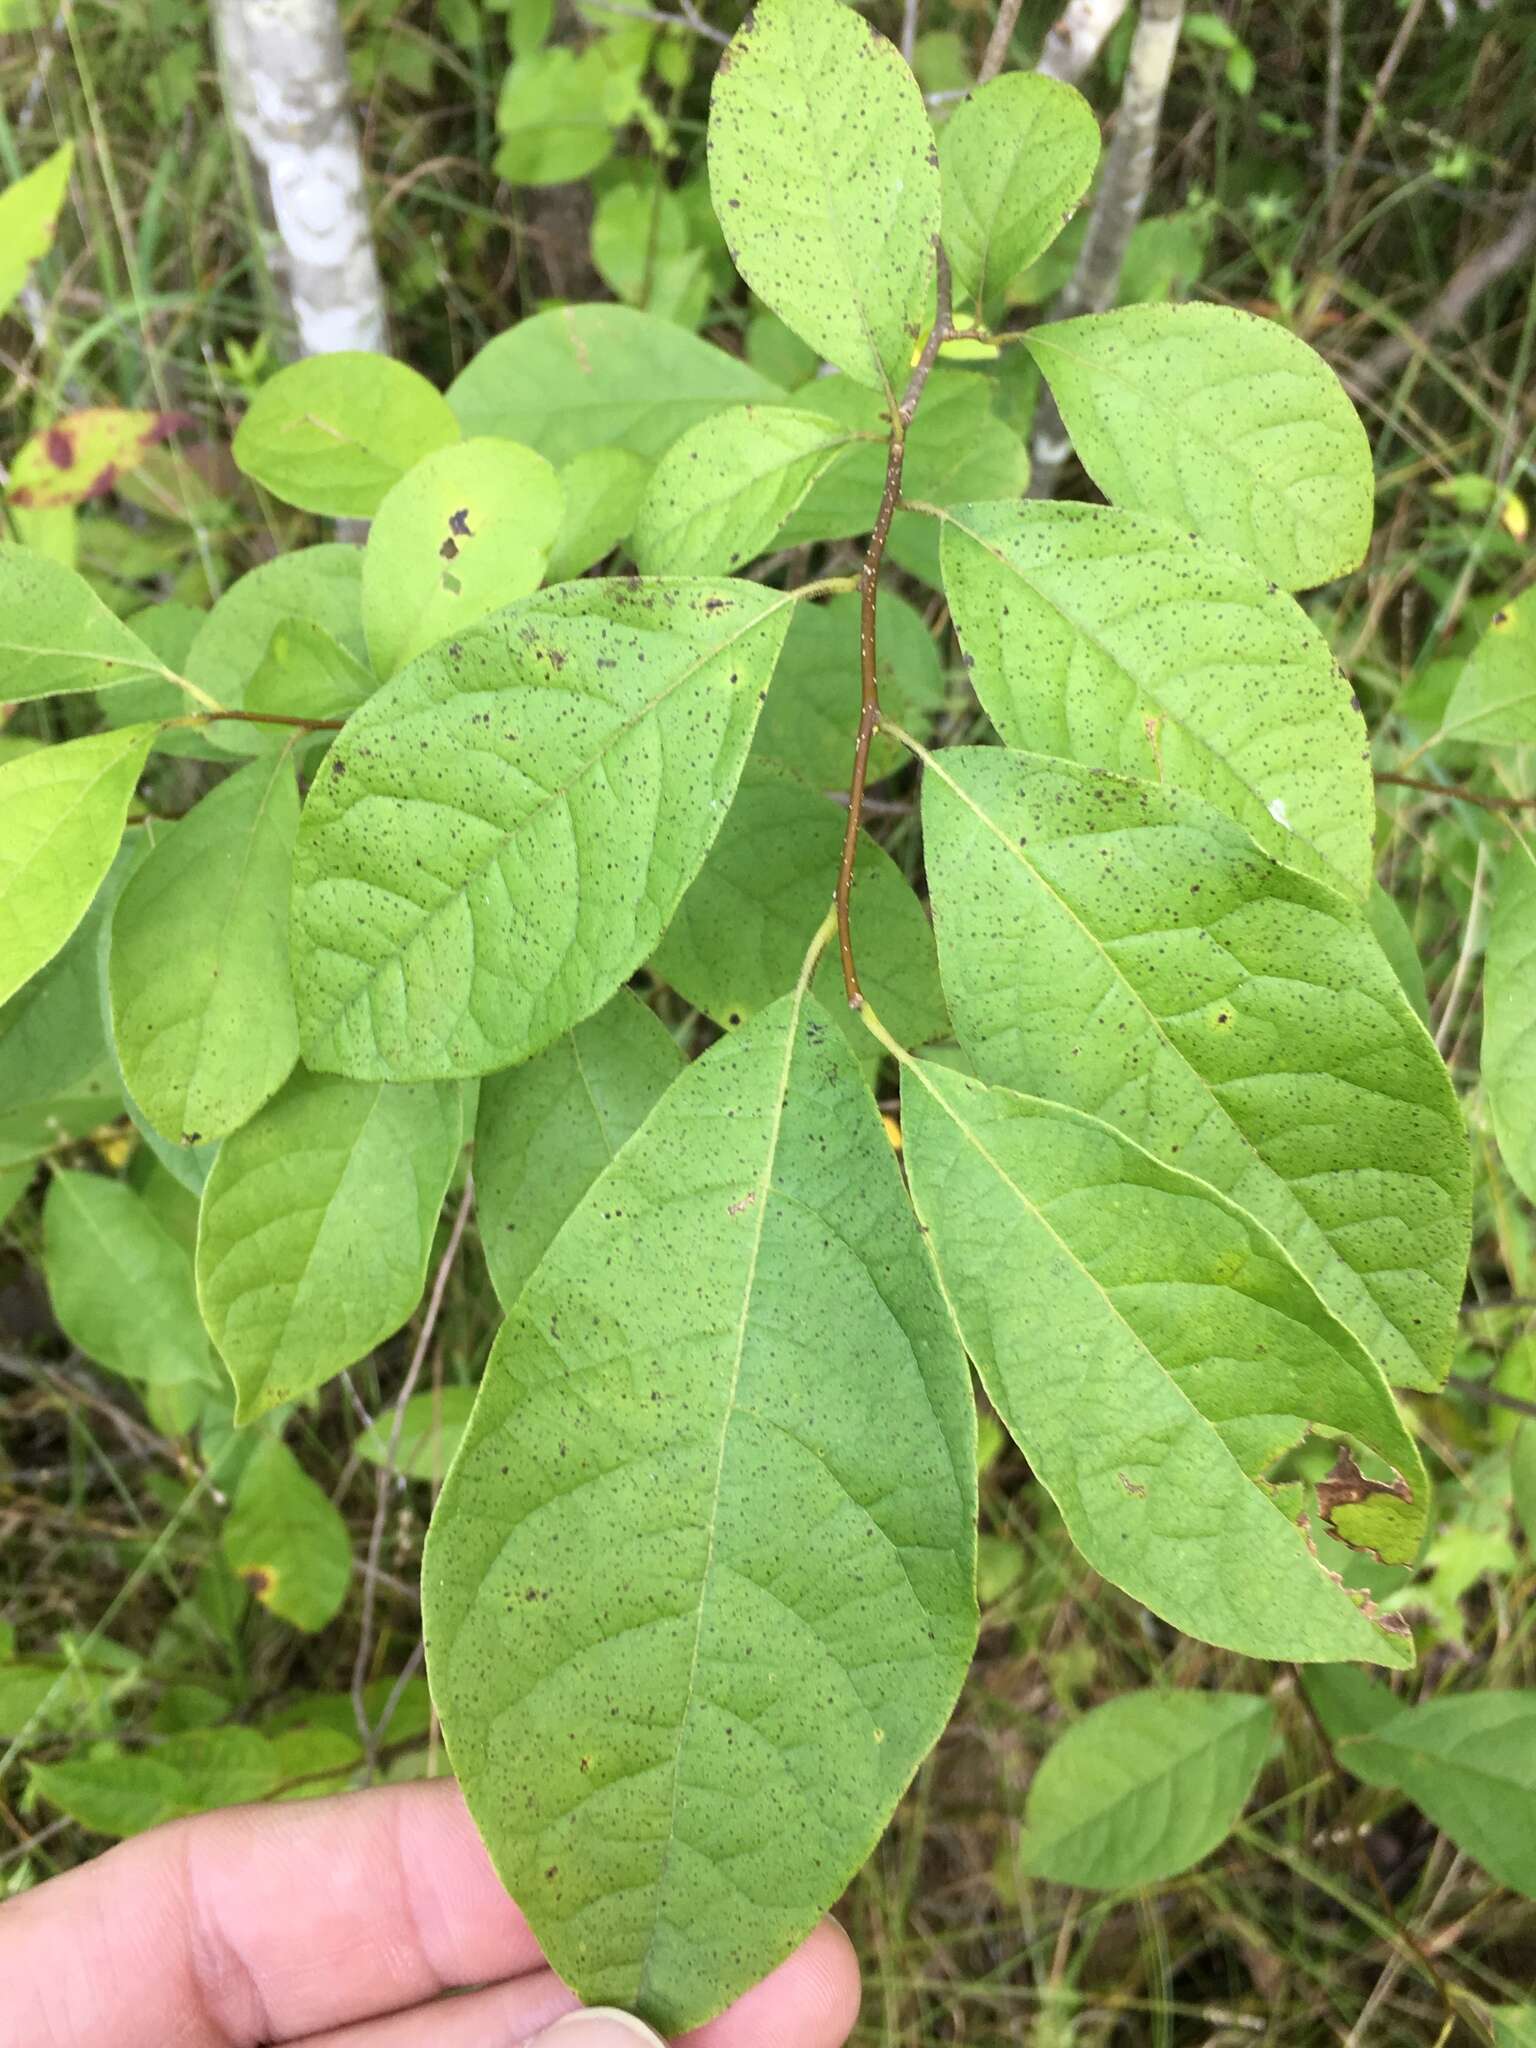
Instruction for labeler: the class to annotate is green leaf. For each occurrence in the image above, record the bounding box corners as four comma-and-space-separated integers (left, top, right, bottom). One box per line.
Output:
0, 143, 73, 319
1514, 1421, 1536, 1554
1340, 1693, 1536, 1896
940, 74, 1099, 324
0, 724, 155, 1007
291, 579, 792, 1081
493, 32, 648, 185
1485, 831, 1536, 1208
475, 988, 683, 1310
776, 369, 1029, 573
363, 437, 564, 675
44, 1169, 217, 1389
356, 1385, 478, 1480
1025, 303, 1373, 590
186, 545, 368, 755
30, 1726, 280, 1838
424, 986, 976, 2032
233, 355, 460, 518
900, 1055, 1420, 1661
938, 501, 1373, 896
1443, 594, 1536, 745
1019, 1691, 1273, 1888
1492, 2011, 1536, 2048
1367, 883, 1431, 1028
654, 760, 948, 1065
196, 1067, 462, 1422
591, 180, 711, 331
243, 617, 376, 727
546, 447, 648, 582
0, 838, 127, 1123
0, 545, 164, 702
1299, 1663, 1401, 1744
632, 406, 862, 575
222, 1435, 352, 1632
448, 305, 781, 466
753, 588, 943, 789
109, 755, 300, 1146
707, 0, 940, 399
920, 747, 1469, 1393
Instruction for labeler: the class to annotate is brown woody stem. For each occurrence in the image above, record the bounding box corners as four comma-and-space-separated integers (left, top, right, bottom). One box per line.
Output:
1376, 771, 1536, 815
835, 244, 953, 1009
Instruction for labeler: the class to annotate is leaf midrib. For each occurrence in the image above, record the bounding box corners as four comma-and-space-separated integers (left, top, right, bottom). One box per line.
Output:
633, 980, 808, 2007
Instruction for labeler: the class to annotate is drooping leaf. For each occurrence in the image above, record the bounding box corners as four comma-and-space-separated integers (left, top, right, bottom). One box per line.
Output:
753, 588, 944, 788
1485, 831, 1536, 1208
0, 143, 73, 319
707, 0, 940, 400
938, 501, 1374, 896
1367, 883, 1432, 1028
900, 1055, 1420, 1662
186, 545, 368, 755
0, 546, 164, 703
7, 407, 192, 510
1443, 595, 1536, 745
448, 305, 781, 465
1025, 303, 1373, 590
920, 747, 1469, 1392
475, 988, 683, 1310
30, 1726, 280, 1839
196, 1066, 462, 1422
363, 437, 564, 676
0, 724, 155, 1007
291, 579, 791, 1081
233, 354, 460, 517
546, 447, 649, 581
632, 406, 864, 575
85, 833, 220, 1197
356, 1385, 478, 1480
109, 755, 300, 1146
1339, 1693, 1536, 1897
44, 1169, 218, 1391
424, 987, 976, 2032
653, 760, 949, 1066
940, 74, 1100, 324
1019, 1691, 1273, 1888
0, 836, 128, 1125
222, 1435, 352, 1632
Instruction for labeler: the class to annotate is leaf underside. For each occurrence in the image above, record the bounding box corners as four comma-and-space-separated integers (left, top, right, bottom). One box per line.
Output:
424, 988, 977, 2033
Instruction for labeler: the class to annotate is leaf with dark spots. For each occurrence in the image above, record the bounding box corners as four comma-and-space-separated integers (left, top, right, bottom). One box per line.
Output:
8, 408, 195, 509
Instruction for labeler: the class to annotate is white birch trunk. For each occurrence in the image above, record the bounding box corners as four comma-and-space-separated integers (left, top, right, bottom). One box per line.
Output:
1035, 0, 1133, 85
213, 0, 388, 358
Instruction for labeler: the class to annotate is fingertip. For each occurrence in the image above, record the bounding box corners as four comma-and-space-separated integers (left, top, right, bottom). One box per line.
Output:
682, 1917, 861, 2048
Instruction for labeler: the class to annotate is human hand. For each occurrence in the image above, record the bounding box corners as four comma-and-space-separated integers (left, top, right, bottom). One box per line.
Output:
0, 1776, 860, 2047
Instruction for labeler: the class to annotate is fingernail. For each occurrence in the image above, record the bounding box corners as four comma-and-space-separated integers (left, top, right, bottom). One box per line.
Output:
527, 2007, 667, 2048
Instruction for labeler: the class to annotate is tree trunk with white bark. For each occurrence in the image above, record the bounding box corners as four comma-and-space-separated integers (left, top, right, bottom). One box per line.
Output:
213, 0, 389, 359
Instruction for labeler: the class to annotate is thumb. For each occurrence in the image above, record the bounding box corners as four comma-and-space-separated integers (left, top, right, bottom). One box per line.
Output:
526, 2008, 668, 2048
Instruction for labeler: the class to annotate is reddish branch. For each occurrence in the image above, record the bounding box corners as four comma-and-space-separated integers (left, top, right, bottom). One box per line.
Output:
835, 245, 954, 1008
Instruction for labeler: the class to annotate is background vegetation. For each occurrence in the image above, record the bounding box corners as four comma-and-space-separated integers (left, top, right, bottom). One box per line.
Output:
2, 1, 1535, 2039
